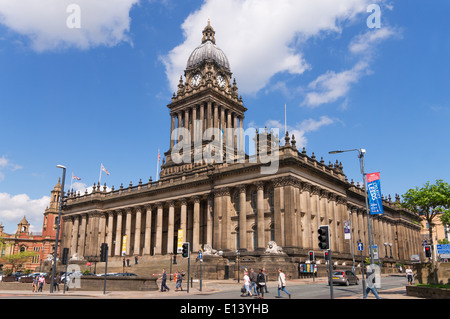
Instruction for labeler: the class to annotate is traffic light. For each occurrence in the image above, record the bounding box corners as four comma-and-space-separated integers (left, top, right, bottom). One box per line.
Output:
309, 251, 315, 262
61, 248, 69, 265
324, 250, 329, 260
182, 242, 190, 258
100, 243, 108, 262
318, 225, 330, 250
424, 245, 432, 258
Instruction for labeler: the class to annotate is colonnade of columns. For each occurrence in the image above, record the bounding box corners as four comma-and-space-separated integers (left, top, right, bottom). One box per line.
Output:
170, 100, 244, 153
61, 176, 421, 261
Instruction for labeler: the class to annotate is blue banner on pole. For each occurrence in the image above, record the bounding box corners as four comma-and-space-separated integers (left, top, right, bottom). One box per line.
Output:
367, 172, 384, 215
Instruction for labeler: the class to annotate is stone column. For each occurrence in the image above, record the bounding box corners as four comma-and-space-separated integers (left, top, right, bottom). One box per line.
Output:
134, 207, 142, 256
106, 212, 114, 256
192, 106, 198, 144
200, 103, 205, 136
125, 208, 132, 256
114, 210, 123, 256
301, 183, 312, 249
170, 114, 176, 149
78, 214, 87, 257
238, 185, 247, 250
213, 190, 222, 249
283, 178, 297, 248
155, 203, 163, 255
273, 178, 284, 246
256, 182, 266, 249
70, 215, 79, 257
143, 205, 152, 255
99, 212, 107, 246
177, 112, 183, 143
206, 195, 213, 247
221, 188, 231, 250
238, 116, 244, 161
310, 186, 321, 249
207, 100, 212, 130
167, 201, 175, 254
193, 196, 200, 251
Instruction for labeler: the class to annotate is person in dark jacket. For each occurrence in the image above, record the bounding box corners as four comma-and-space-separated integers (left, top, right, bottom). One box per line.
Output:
256, 269, 266, 299
160, 269, 170, 292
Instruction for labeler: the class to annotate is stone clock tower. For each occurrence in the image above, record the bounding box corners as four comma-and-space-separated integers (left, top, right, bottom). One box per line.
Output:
160, 21, 248, 180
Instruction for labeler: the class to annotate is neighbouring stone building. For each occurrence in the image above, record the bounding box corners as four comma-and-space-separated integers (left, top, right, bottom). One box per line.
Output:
56, 22, 423, 278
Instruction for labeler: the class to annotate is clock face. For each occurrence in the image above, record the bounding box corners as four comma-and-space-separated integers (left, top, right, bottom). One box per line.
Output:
191, 73, 201, 87
217, 75, 226, 88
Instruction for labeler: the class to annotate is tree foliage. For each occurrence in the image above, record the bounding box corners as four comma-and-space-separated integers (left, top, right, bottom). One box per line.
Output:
402, 179, 450, 227
0, 251, 38, 273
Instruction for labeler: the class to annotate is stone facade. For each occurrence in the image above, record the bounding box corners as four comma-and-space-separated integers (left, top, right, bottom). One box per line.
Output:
59, 22, 423, 274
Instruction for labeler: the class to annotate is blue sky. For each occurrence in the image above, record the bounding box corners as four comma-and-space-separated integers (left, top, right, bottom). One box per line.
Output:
0, 0, 449, 234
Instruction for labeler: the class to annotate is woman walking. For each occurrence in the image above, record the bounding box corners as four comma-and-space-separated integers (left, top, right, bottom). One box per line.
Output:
276, 269, 291, 299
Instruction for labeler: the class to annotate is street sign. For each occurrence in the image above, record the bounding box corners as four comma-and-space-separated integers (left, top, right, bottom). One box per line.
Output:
357, 242, 363, 251
199, 252, 203, 260
437, 244, 450, 255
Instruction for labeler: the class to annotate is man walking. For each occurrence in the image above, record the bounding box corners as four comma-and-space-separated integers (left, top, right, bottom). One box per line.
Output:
249, 268, 258, 295
160, 269, 170, 292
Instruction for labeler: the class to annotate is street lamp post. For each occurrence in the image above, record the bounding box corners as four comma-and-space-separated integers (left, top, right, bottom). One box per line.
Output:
329, 149, 375, 266
50, 165, 66, 293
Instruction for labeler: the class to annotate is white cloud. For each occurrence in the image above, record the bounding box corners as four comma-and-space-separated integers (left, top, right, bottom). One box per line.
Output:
264, 116, 335, 147
0, 193, 50, 233
0, 0, 140, 52
302, 26, 400, 107
0, 155, 22, 181
302, 61, 370, 107
162, 0, 373, 95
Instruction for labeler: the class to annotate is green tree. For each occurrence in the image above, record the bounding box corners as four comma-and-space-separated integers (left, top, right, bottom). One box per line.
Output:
402, 179, 450, 284
0, 251, 38, 273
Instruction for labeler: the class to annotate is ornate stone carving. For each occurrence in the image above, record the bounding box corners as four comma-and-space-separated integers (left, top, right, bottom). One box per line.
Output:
203, 244, 218, 256
264, 241, 284, 254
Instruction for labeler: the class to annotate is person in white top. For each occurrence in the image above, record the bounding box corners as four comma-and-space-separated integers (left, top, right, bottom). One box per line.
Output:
243, 271, 252, 297
406, 266, 414, 285
276, 268, 291, 298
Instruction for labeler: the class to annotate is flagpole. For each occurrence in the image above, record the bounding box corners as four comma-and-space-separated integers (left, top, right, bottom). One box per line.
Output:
70, 172, 73, 191
99, 163, 102, 185
285, 104, 287, 134
156, 150, 160, 181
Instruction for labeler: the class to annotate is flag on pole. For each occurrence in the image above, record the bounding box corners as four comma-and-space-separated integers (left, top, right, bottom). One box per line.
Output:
101, 163, 110, 175
156, 149, 161, 181
72, 173, 81, 181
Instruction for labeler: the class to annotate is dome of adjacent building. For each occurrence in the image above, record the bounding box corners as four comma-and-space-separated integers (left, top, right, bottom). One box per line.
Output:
186, 20, 230, 71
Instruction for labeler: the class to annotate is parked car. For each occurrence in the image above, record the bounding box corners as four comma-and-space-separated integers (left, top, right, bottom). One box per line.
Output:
114, 273, 138, 277
331, 270, 359, 286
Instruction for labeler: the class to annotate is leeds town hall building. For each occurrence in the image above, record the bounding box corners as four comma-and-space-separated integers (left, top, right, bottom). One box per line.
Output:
59, 22, 423, 277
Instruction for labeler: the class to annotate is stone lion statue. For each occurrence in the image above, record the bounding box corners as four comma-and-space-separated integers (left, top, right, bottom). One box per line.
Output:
265, 241, 284, 254
203, 244, 218, 256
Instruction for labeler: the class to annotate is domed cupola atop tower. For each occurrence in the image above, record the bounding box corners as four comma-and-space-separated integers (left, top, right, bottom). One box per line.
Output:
186, 20, 230, 72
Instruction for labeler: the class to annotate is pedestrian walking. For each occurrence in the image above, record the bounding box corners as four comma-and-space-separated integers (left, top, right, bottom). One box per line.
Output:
32, 275, 38, 293
38, 275, 45, 292
160, 269, 170, 292
256, 269, 266, 299
135, 256, 138, 265
276, 269, 291, 298
262, 268, 269, 293
406, 266, 414, 285
363, 265, 380, 299
249, 268, 258, 295
175, 270, 183, 291
53, 274, 60, 292
242, 271, 252, 297
126, 258, 130, 267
